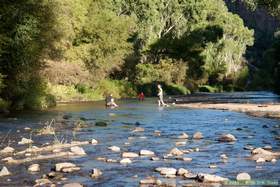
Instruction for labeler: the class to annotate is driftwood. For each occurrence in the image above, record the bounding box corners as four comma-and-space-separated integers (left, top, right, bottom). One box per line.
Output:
15, 141, 89, 156
6, 151, 84, 165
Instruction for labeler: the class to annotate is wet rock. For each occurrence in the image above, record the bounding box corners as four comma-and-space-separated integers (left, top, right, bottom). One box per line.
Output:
132, 127, 144, 133
236, 127, 243, 131
55, 162, 76, 172
62, 167, 80, 173
28, 164, 40, 172
140, 176, 162, 185
63, 183, 83, 187
96, 157, 107, 162
175, 141, 186, 146
95, 121, 107, 127
122, 152, 139, 158
91, 168, 102, 178
91, 139, 98, 145
220, 154, 228, 160
47, 171, 63, 179
218, 134, 237, 142
151, 157, 160, 161
0, 146, 15, 154
106, 159, 118, 163
108, 146, 121, 152
262, 125, 269, 128
271, 158, 277, 163
198, 173, 228, 183
178, 133, 189, 139
63, 114, 72, 120
24, 127, 31, 131
182, 157, 192, 162
70, 146, 86, 156
256, 158, 266, 163
250, 148, 277, 161
193, 132, 203, 139
244, 145, 254, 150
184, 173, 197, 179
154, 130, 161, 136
35, 178, 52, 186
209, 164, 217, 169
2, 157, 13, 162
0, 166, 11, 177
18, 137, 33, 145
169, 147, 184, 156
177, 168, 189, 176
120, 158, 132, 164
236, 173, 251, 181
140, 150, 155, 156
155, 167, 177, 175
263, 145, 272, 150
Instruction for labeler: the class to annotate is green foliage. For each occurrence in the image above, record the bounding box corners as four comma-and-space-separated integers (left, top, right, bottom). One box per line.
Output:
199, 85, 221, 93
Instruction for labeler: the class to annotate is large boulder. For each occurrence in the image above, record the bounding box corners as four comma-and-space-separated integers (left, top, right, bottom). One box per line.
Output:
219, 134, 237, 142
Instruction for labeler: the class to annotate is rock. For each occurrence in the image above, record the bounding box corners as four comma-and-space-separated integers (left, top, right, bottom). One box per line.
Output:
70, 146, 86, 156
0, 146, 15, 154
154, 130, 161, 136
24, 127, 31, 131
122, 152, 139, 158
175, 141, 186, 146
91, 139, 98, 145
177, 168, 189, 176
96, 157, 107, 162
169, 147, 184, 156
236, 127, 243, 131
193, 132, 203, 139
120, 158, 132, 165
178, 133, 189, 139
198, 173, 228, 183
262, 125, 269, 128
194, 148, 200, 152
18, 137, 33, 145
256, 158, 266, 163
91, 168, 102, 178
35, 178, 52, 186
28, 164, 40, 172
108, 146, 121, 152
271, 159, 277, 163
220, 154, 228, 160
164, 174, 176, 178
55, 162, 76, 172
263, 145, 272, 150
155, 167, 177, 175
63, 183, 83, 187
106, 159, 118, 163
132, 127, 144, 132
209, 164, 217, 169
218, 134, 237, 142
151, 157, 160, 161
182, 157, 192, 162
63, 114, 72, 120
236, 173, 251, 181
244, 145, 254, 150
252, 148, 273, 155
140, 150, 155, 156
95, 121, 107, 127
0, 166, 11, 177
62, 167, 80, 173
184, 173, 197, 179
2, 157, 14, 162
53, 148, 62, 153
140, 177, 161, 185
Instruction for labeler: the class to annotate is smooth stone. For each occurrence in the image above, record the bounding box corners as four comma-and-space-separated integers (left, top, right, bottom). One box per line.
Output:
154, 130, 161, 136
244, 145, 254, 150
193, 132, 203, 139
35, 178, 52, 186
63, 183, 83, 187
178, 133, 189, 139
198, 173, 228, 183
132, 127, 144, 132
0, 166, 11, 177
252, 148, 273, 155
184, 173, 197, 179
151, 157, 160, 161
140, 177, 161, 185
70, 146, 86, 156
18, 137, 33, 145
120, 158, 132, 165
236, 173, 251, 181
182, 157, 192, 162
271, 159, 277, 163
24, 127, 31, 131
169, 147, 184, 156
140, 150, 155, 156
53, 148, 62, 153
220, 154, 228, 160
0, 147, 15, 154
175, 141, 186, 146
177, 168, 189, 176
218, 134, 237, 142
263, 145, 272, 150
209, 164, 217, 169
28, 164, 40, 172
91, 168, 102, 178
55, 163, 76, 172
256, 158, 266, 163
156, 167, 177, 175
62, 167, 80, 173
122, 152, 139, 158
106, 159, 118, 163
91, 139, 98, 145
164, 174, 176, 178
96, 157, 107, 162
2, 157, 13, 162
108, 146, 121, 152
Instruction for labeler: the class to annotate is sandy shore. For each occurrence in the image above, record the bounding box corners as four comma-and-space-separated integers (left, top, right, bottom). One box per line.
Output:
175, 103, 280, 119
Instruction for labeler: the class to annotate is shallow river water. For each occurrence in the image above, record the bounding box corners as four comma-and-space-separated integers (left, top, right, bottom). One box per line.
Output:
0, 93, 279, 186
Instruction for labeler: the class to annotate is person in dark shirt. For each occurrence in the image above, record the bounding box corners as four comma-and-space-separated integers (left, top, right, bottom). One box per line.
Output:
105, 94, 118, 108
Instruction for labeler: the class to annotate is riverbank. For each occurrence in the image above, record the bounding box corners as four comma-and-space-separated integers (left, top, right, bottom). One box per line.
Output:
175, 103, 280, 119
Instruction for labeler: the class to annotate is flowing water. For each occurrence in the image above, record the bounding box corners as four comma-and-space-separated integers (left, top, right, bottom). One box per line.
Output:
0, 92, 279, 186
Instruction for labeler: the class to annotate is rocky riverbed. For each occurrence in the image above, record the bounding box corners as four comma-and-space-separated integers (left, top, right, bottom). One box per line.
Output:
0, 97, 279, 186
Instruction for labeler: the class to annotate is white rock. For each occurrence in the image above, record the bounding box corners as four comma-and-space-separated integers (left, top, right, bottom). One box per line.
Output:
140, 177, 161, 185
70, 146, 86, 156
256, 158, 266, 163
62, 167, 80, 173
177, 168, 189, 176
169, 147, 184, 156
0, 166, 11, 177
0, 147, 15, 154
18, 137, 33, 145
106, 159, 118, 163
120, 158, 132, 164
178, 133, 189, 139
252, 148, 273, 155
151, 157, 160, 161
2, 157, 14, 162
236, 173, 251, 181
55, 162, 76, 172
140, 150, 155, 156
175, 141, 186, 146
156, 167, 177, 175
182, 157, 192, 162
154, 130, 161, 136
193, 132, 203, 139
132, 127, 144, 132
219, 134, 237, 142
108, 146, 121, 152
209, 164, 217, 169
122, 152, 139, 158
24, 127, 31, 131
63, 183, 83, 187
28, 164, 40, 172
220, 154, 228, 159
271, 158, 277, 163
198, 173, 228, 183
35, 178, 52, 186
53, 148, 62, 153
91, 168, 102, 178
91, 139, 98, 145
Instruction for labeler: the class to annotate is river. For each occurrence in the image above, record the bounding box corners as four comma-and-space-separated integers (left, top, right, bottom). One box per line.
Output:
0, 92, 279, 186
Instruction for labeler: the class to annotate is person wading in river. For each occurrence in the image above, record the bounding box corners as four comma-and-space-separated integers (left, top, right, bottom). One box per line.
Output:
105, 94, 118, 108
157, 84, 168, 107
